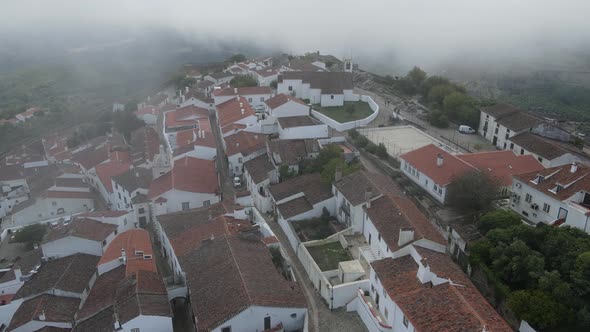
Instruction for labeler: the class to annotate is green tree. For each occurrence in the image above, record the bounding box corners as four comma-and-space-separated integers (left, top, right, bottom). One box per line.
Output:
447, 170, 499, 212
490, 240, 545, 288
230, 75, 258, 88
125, 100, 138, 113
419, 76, 451, 97
13, 224, 47, 249
428, 84, 456, 106
112, 112, 144, 141
279, 165, 296, 181
572, 251, 590, 297
407, 66, 427, 90
320, 158, 361, 183
508, 290, 566, 329
477, 210, 521, 235
376, 143, 388, 159
270, 80, 278, 89
428, 110, 449, 128
225, 54, 246, 64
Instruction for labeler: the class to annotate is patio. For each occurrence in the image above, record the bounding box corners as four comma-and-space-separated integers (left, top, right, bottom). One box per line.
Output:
307, 241, 353, 271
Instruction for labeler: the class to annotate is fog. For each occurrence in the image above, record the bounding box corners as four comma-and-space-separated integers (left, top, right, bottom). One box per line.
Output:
3, 0, 590, 74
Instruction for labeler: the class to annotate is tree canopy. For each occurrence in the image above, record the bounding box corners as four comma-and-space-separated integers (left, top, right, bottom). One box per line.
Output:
446, 170, 499, 212
13, 224, 47, 249
230, 75, 258, 88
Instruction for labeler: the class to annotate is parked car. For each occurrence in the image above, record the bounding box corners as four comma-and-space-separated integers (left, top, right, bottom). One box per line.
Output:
459, 125, 476, 134
233, 176, 242, 188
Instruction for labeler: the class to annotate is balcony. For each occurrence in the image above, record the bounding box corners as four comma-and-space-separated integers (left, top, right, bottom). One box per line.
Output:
354, 289, 393, 332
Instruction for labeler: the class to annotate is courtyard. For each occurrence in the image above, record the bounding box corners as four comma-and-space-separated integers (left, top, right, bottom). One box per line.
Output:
291, 217, 347, 242
307, 241, 353, 271
358, 125, 455, 158
314, 101, 374, 123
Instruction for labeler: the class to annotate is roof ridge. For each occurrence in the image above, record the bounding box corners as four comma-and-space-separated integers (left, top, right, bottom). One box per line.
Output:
225, 235, 253, 305
53, 255, 77, 290
448, 283, 488, 329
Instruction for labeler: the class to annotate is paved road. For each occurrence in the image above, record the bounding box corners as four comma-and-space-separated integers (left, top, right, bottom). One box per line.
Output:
356, 87, 495, 153
209, 113, 235, 201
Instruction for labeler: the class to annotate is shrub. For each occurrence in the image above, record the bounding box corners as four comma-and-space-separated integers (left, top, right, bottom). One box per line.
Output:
376, 143, 388, 159
355, 135, 369, 148
348, 128, 360, 139
13, 224, 47, 249
365, 142, 378, 154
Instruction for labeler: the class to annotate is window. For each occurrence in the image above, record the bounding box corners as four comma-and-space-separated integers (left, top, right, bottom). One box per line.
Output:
248, 97, 252, 102
525, 193, 532, 203
510, 143, 514, 150
494, 127, 499, 134
543, 203, 551, 213
260, 97, 264, 102
433, 184, 438, 192
221, 327, 231, 332
57, 208, 65, 214
131, 329, 140, 332
182, 202, 190, 211
403, 315, 409, 327
288, 86, 293, 91
114, 229, 118, 235
503, 142, 507, 149
520, 148, 524, 155
330, 95, 334, 100
138, 208, 145, 214
438, 187, 443, 195
425, 179, 429, 186
238, 157, 243, 163
118, 193, 121, 199
124, 218, 128, 225
102, 240, 107, 246
203, 200, 211, 207
486, 114, 489, 119
378, 233, 381, 241
384, 308, 389, 319
538, 157, 544, 163
52, 201, 57, 207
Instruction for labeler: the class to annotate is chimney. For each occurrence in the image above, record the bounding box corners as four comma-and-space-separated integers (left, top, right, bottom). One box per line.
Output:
234, 88, 238, 94
241, 108, 245, 115
436, 153, 444, 167
38, 311, 46, 321
135, 172, 140, 178
334, 167, 342, 182
210, 234, 215, 241
236, 96, 240, 101
236, 142, 240, 147
239, 102, 243, 107
365, 187, 373, 208
571, 163, 578, 173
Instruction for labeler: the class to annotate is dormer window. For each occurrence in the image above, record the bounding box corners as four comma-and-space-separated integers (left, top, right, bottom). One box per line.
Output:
531, 175, 544, 185
549, 184, 564, 194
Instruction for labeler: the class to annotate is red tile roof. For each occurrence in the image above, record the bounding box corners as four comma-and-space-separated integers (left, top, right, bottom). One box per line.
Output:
43, 218, 117, 243
457, 151, 544, 186
264, 93, 307, 109
77, 266, 125, 320
175, 128, 216, 149
43, 190, 94, 199
95, 160, 132, 193
213, 86, 272, 97
78, 210, 129, 218
134, 105, 158, 117
224, 131, 266, 156
216, 97, 256, 129
99, 229, 156, 276
400, 144, 476, 186
165, 105, 209, 129
514, 163, 590, 201
8, 294, 79, 331
181, 234, 306, 331
148, 156, 218, 198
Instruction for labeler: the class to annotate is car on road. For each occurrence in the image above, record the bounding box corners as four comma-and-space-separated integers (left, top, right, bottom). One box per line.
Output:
233, 176, 242, 188
459, 125, 476, 134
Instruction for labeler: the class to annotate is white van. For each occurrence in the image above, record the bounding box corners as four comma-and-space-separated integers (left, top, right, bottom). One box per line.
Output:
459, 125, 476, 134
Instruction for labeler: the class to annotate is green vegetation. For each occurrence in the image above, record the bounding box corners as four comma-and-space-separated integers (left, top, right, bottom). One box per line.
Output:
307, 242, 352, 271
291, 217, 337, 242
314, 101, 373, 123
224, 53, 246, 65
173, 75, 197, 90
300, 144, 361, 183
470, 211, 590, 330
230, 75, 258, 87
446, 170, 499, 212
13, 224, 47, 249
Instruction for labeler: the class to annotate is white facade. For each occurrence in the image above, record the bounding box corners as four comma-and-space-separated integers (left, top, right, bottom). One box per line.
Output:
41, 233, 116, 259
153, 190, 220, 216
228, 149, 266, 177
9, 197, 94, 228
277, 79, 354, 107
121, 314, 173, 332
508, 140, 583, 168
267, 101, 309, 119
399, 159, 447, 204
278, 123, 328, 140
172, 145, 217, 161
256, 72, 279, 86
215, 93, 271, 109
204, 74, 234, 85
179, 97, 213, 111
210, 305, 306, 332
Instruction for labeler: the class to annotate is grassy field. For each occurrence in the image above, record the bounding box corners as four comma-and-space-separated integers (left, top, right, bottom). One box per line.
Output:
314, 101, 373, 123
307, 242, 352, 271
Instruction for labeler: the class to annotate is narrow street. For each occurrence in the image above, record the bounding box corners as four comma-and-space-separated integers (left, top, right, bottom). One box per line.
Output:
209, 113, 235, 201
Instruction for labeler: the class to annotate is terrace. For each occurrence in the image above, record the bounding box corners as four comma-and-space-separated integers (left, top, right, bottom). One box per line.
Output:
307, 241, 353, 271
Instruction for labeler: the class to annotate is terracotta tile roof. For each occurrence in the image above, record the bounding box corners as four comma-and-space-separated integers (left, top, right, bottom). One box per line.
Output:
180, 234, 306, 331
184, 89, 213, 103
279, 71, 353, 94
268, 139, 319, 166
514, 162, 590, 201
197, 80, 214, 89
115, 270, 171, 325
134, 105, 158, 117
174, 128, 216, 150
244, 154, 275, 184
8, 294, 79, 331
74, 304, 115, 332
371, 255, 422, 295
334, 170, 401, 205
15, 253, 100, 300
147, 156, 218, 198
216, 96, 256, 129
400, 144, 476, 186
208, 72, 234, 80
78, 211, 129, 218
213, 86, 272, 97
277, 115, 321, 129
221, 123, 247, 135
509, 132, 588, 160
277, 196, 313, 219
165, 105, 209, 129
480, 103, 521, 118
255, 68, 279, 77
72, 145, 109, 170
265, 93, 307, 110
366, 195, 446, 250
95, 160, 132, 193
269, 173, 332, 205
130, 126, 160, 166
112, 167, 153, 193
457, 151, 544, 186
224, 131, 266, 156
496, 111, 543, 131
43, 190, 95, 199
77, 266, 125, 320
54, 177, 88, 188
98, 229, 156, 276
43, 217, 117, 243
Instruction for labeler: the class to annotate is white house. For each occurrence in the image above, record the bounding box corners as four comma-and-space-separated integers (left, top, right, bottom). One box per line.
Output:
204, 72, 234, 85
478, 103, 543, 150
213, 86, 273, 109
264, 94, 310, 118
277, 71, 354, 107
267, 139, 320, 174
508, 131, 590, 167
277, 116, 328, 139
510, 163, 590, 233
243, 154, 279, 213
347, 244, 512, 332
215, 96, 259, 137
111, 167, 153, 214
179, 88, 214, 111
169, 127, 217, 160
148, 156, 220, 215
254, 68, 280, 86
41, 217, 118, 259
223, 131, 267, 176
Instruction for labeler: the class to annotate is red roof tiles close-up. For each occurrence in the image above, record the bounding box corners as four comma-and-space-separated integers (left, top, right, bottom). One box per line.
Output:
148, 156, 218, 198
400, 144, 476, 186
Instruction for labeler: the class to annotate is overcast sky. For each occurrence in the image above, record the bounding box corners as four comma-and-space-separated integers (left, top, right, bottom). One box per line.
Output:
4, 0, 590, 72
